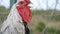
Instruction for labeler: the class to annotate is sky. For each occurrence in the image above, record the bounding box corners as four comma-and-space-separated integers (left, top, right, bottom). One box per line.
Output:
0, 0, 60, 10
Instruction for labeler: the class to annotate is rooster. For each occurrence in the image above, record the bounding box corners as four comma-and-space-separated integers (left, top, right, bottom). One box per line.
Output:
0, 0, 32, 34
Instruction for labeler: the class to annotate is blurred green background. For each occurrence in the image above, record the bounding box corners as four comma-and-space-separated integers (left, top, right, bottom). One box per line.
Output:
0, 0, 60, 34
0, 6, 60, 34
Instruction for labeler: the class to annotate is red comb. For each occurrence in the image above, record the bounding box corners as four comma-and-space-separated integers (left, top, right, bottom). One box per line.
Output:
24, 0, 31, 3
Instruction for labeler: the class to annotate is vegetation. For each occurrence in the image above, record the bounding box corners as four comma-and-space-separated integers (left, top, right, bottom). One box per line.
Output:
30, 28, 34, 34
0, 6, 60, 34
44, 27, 60, 34
32, 9, 60, 15
51, 15, 60, 21
32, 10, 45, 15
56, 30, 60, 34
44, 27, 56, 34
32, 10, 60, 21
0, 6, 9, 12
37, 21, 45, 31
0, 6, 9, 22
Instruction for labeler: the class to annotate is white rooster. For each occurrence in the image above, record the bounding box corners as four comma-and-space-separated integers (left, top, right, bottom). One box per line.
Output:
0, 0, 29, 34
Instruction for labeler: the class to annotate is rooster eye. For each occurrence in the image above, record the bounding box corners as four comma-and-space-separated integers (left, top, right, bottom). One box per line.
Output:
26, 4, 28, 5
19, 1, 24, 4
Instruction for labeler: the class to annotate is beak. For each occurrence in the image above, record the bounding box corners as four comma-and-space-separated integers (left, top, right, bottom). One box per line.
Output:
28, 3, 33, 7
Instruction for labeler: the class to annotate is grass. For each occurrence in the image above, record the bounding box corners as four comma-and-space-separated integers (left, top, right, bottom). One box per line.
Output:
0, 6, 9, 12
51, 15, 60, 21
0, 15, 7, 22
32, 10, 60, 21
45, 27, 56, 34
44, 27, 60, 34
56, 30, 60, 34
32, 10, 45, 15
32, 9, 60, 15
0, 6, 9, 23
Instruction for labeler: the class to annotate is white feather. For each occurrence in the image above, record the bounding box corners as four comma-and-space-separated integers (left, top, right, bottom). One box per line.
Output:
0, 0, 25, 34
